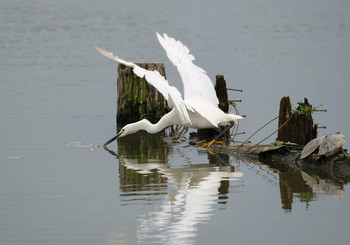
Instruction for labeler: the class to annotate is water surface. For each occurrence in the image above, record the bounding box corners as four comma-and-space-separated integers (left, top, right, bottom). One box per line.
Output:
1, 0, 350, 244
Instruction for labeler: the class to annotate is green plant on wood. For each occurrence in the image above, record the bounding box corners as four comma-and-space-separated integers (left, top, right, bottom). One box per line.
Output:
311, 153, 317, 162
292, 103, 323, 116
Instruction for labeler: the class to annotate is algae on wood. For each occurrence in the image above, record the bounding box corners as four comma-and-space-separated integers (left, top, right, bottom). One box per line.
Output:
117, 63, 169, 125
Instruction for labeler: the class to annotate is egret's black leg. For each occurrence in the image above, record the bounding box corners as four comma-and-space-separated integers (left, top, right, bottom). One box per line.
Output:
173, 125, 183, 138
214, 121, 235, 141
197, 121, 235, 148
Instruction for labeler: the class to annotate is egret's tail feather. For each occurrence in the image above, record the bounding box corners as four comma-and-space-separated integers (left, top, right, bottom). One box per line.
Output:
95, 47, 135, 68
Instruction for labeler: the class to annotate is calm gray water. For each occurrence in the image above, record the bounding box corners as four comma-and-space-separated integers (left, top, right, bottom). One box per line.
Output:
1, 0, 350, 244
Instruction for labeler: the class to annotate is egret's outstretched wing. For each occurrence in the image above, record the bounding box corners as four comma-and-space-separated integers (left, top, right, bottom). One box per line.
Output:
95, 47, 192, 124
156, 33, 219, 107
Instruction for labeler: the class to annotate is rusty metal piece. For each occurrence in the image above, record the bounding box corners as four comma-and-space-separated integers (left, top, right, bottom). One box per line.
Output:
232, 132, 245, 136
227, 88, 243, 92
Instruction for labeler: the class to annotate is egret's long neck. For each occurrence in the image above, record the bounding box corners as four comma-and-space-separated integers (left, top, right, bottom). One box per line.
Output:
132, 109, 178, 134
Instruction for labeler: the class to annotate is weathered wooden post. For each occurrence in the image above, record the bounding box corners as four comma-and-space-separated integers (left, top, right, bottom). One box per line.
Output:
215, 75, 229, 113
277, 96, 318, 145
116, 63, 169, 125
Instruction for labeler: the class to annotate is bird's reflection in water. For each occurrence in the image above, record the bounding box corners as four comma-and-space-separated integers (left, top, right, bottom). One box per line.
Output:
112, 130, 243, 243
136, 163, 242, 244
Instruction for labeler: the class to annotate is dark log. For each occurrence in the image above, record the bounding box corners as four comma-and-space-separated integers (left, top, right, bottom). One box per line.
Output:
116, 63, 169, 125
206, 142, 350, 184
276, 96, 317, 145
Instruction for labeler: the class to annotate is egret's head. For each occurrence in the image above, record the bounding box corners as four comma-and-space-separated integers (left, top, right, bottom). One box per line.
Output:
103, 127, 129, 147
116, 124, 135, 138
103, 121, 145, 147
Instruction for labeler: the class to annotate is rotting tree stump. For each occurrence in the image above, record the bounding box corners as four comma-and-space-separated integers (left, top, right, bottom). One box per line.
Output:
277, 96, 318, 145
116, 63, 169, 125
198, 75, 229, 141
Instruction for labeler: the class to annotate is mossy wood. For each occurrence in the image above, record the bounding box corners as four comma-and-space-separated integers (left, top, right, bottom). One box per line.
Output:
277, 96, 317, 145
116, 63, 169, 125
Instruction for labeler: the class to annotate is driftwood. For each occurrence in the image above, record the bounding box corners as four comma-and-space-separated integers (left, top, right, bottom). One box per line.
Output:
205, 142, 350, 183
116, 63, 169, 125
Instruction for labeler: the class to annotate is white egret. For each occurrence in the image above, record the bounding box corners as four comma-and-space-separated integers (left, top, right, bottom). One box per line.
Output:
97, 33, 242, 147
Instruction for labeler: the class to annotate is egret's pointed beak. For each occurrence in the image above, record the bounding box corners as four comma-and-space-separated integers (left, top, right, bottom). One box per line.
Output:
103, 131, 122, 147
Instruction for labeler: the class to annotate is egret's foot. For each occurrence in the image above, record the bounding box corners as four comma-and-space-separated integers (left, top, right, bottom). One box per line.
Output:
207, 150, 217, 155
196, 139, 223, 148
205, 139, 223, 148
196, 140, 208, 147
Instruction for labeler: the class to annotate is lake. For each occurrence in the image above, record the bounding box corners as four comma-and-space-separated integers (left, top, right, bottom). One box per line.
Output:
1, 0, 349, 244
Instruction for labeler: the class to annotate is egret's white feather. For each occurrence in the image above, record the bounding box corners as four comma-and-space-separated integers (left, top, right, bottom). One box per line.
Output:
156, 33, 218, 108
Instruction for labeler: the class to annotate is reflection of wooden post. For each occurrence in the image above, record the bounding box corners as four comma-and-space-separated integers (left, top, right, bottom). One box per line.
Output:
117, 131, 168, 191
117, 131, 168, 162
117, 63, 169, 125
277, 96, 317, 145
198, 75, 229, 140
279, 172, 313, 211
